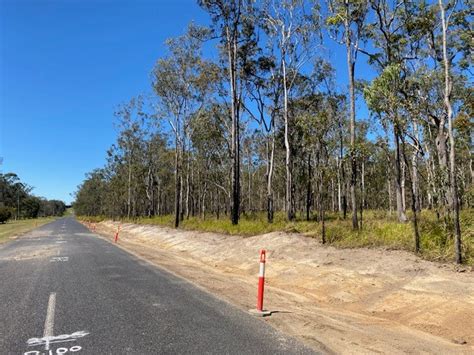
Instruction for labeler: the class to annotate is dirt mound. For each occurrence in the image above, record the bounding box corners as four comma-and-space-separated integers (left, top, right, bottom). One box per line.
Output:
95, 221, 474, 354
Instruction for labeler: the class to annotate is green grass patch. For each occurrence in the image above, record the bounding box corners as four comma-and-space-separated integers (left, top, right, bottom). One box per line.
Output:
79, 215, 109, 223
63, 208, 74, 216
0, 217, 57, 244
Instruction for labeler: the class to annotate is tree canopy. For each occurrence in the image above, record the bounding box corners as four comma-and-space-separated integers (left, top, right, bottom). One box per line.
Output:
74, 0, 473, 264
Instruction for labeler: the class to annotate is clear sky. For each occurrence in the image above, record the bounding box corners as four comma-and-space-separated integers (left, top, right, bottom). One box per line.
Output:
0, 0, 372, 204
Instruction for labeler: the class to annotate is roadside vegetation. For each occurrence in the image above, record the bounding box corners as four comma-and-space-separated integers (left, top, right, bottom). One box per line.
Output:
0, 172, 67, 242
75, 1, 472, 264
0, 217, 57, 243
81, 209, 474, 265
63, 207, 74, 216
0, 172, 67, 223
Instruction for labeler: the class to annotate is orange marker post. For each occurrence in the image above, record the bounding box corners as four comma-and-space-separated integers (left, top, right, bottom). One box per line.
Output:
114, 225, 121, 243
249, 249, 271, 317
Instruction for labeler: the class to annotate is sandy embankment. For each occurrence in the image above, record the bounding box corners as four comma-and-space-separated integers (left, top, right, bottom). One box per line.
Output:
91, 221, 474, 354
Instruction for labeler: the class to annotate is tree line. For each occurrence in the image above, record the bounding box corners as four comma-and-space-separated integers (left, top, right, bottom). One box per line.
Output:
0, 172, 67, 222
74, 0, 472, 263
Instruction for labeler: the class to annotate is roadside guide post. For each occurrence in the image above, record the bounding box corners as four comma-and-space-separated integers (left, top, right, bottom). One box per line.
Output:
114, 225, 120, 243
249, 249, 271, 317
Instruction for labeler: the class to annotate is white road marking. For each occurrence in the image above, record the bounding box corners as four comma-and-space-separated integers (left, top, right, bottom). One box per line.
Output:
50, 257, 69, 262
43, 293, 56, 350
26, 331, 89, 348
25, 294, 89, 353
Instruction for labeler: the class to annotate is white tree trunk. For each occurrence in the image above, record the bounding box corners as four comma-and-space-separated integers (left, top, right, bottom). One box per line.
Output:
439, 0, 462, 263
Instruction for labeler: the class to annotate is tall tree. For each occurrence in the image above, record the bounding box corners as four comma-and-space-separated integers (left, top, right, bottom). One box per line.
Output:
152, 27, 216, 227
438, 0, 462, 263
262, 0, 320, 220
327, 0, 368, 229
114, 97, 146, 219
199, 0, 257, 225
243, 49, 282, 222
363, 0, 420, 222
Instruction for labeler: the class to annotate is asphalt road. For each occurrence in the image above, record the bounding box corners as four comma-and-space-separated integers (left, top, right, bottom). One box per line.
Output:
0, 217, 314, 355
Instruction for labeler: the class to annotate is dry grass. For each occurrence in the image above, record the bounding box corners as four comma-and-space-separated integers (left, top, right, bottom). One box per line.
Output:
0, 217, 57, 243
80, 209, 474, 264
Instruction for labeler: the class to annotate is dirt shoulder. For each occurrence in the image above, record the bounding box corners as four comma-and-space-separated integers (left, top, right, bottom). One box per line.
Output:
91, 220, 474, 354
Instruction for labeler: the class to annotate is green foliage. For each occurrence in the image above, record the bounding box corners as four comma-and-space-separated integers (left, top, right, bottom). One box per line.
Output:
79, 215, 108, 223
73, 169, 108, 216
0, 207, 12, 223
84, 209, 473, 265
0, 173, 66, 219
74, 0, 473, 265
363, 64, 403, 116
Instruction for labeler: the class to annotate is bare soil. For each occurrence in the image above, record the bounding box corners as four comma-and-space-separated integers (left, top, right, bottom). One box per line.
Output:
92, 221, 474, 354
0, 229, 59, 261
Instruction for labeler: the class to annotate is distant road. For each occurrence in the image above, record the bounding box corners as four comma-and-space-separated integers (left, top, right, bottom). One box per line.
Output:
0, 217, 313, 354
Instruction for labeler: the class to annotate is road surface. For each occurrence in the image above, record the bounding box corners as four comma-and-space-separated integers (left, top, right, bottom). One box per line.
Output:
0, 217, 314, 354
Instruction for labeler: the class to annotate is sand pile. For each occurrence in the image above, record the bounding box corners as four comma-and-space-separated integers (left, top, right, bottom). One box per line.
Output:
94, 221, 474, 354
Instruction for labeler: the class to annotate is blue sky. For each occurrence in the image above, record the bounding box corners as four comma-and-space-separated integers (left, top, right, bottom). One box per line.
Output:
0, 0, 373, 204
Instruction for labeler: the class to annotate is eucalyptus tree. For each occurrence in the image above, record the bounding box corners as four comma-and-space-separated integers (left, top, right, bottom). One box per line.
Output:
408, 0, 471, 262
455, 108, 473, 207
152, 26, 217, 227
198, 0, 259, 225
242, 47, 282, 222
378, 66, 426, 251
190, 104, 231, 217
331, 94, 349, 217
0, 172, 66, 219
437, 0, 464, 263
13, 182, 25, 220
361, 0, 425, 223
0, 173, 33, 219
70, 0, 474, 264
103, 145, 127, 217
144, 132, 169, 217
295, 91, 337, 227
261, 0, 321, 221
74, 169, 108, 216
364, 63, 411, 224
114, 97, 147, 219
0, 173, 21, 209
327, 0, 368, 229
311, 58, 348, 218
289, 59, 336, 221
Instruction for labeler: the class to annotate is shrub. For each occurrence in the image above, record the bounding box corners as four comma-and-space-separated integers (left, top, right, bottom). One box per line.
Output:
0, 207, 12, 223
